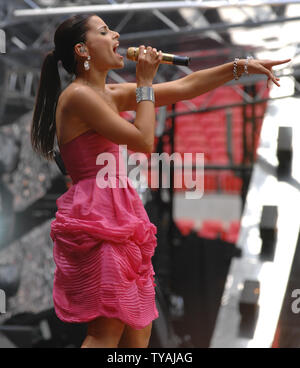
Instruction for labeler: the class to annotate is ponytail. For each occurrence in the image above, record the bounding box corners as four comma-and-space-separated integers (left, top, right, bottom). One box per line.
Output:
31, 14, 93, 160
31, 50, 61, 161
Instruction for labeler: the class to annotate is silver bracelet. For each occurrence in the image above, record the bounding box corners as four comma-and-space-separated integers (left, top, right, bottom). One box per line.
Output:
244, 56, 253, 75
136, 86, 155, 104
233, 57, 240, 80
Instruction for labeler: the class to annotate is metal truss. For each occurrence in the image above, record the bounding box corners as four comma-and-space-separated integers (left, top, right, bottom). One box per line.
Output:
11, 1, 300, 18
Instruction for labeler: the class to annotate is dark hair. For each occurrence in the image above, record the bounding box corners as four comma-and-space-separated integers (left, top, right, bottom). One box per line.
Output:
31, 14, 94, 160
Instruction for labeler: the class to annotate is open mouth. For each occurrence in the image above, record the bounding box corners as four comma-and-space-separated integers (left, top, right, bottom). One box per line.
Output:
113, 43, 119, 54
113, 44, 123, 59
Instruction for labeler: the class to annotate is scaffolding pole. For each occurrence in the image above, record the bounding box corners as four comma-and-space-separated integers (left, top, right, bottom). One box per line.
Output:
13, 0, 300, 18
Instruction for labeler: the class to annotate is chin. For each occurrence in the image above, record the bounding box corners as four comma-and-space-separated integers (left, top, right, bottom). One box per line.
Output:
112, 61, 124, 70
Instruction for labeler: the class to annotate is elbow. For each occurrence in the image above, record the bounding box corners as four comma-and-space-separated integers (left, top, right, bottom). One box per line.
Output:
148, 144, 154, 153
140, 137, 154, 153
127, 140, 153, 153
144, 140, 154, 153
143, 143, 153, 154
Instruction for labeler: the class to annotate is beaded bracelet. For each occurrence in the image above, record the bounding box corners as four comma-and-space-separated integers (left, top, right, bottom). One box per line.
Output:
244, 56, 253, 75
233, 57, 240, 80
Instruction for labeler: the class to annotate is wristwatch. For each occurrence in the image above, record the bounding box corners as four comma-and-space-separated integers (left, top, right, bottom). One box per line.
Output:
136, 86, 155, 104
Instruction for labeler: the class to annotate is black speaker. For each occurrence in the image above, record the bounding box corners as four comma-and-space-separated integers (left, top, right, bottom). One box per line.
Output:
259, 205, 278, 261
277, 126, 292, 177
239, 280, 260, 338
239, 280, 260, 317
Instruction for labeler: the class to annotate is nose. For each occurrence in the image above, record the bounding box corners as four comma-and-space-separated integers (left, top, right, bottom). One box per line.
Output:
113, 30, 120, 39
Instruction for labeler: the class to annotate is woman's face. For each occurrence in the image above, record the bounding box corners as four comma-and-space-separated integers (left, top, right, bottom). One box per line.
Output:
83, 15, 124, 71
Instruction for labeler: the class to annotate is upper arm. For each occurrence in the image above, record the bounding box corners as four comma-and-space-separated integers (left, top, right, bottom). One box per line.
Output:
66, 85, 152, 153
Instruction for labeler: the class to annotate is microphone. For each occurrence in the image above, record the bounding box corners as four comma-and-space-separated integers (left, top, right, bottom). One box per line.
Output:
126, 47, 191, 66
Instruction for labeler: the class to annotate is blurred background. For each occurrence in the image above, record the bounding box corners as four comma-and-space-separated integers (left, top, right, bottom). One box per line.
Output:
0, 0, 300, 348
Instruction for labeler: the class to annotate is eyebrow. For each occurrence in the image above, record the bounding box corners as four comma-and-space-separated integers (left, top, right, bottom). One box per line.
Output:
97, 25, 108, 30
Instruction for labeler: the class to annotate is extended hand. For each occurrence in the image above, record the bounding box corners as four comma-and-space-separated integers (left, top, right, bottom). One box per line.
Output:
242, 58, 291, 87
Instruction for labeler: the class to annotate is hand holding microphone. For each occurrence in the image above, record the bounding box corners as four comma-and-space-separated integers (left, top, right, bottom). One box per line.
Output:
126, 46, 191, 66
135, 45, 163, 87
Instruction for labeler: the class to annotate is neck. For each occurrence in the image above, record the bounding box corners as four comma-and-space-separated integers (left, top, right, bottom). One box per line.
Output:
74, 68, 108, 93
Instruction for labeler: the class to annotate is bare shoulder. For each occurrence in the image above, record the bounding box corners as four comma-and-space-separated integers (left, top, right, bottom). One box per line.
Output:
60, 82, 97, 108
55, 83, 97, 143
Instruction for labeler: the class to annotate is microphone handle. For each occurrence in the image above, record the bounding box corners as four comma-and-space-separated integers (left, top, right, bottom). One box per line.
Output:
126, 47, 191, 66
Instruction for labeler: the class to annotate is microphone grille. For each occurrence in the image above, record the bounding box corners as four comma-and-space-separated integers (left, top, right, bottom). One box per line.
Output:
126, 47, 138, 60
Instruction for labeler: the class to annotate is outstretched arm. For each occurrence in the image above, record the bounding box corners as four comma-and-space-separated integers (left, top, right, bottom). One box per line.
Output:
113, 58, 291, 112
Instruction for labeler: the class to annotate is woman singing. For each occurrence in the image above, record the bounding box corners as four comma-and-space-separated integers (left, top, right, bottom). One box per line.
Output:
30, 14, 290, 348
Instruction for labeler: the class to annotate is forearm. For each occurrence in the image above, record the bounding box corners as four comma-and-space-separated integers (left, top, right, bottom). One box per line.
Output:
180, 60, 244, 100
134, 100, 156, 151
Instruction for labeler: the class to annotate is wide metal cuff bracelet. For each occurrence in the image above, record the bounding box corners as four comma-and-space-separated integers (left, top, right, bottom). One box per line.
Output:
136, 86, 155, 104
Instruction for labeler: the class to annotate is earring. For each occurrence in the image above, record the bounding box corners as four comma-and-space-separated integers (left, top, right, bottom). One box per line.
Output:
84, 55, 91, 71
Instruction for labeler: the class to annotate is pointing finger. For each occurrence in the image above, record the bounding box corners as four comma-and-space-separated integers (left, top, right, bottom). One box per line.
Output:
269, 58, 291, 66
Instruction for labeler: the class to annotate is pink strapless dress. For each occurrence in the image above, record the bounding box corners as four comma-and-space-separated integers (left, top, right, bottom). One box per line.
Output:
50, 129, 159, 329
